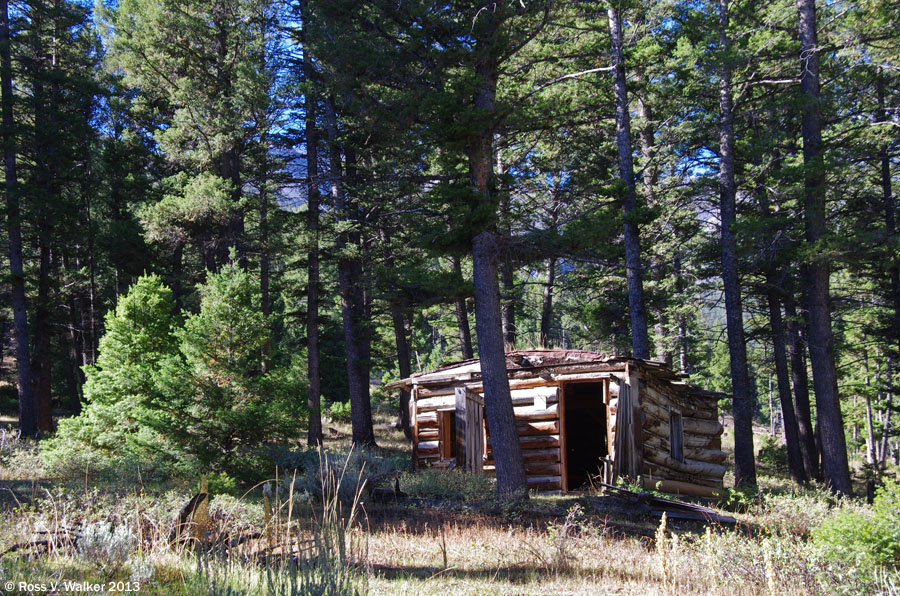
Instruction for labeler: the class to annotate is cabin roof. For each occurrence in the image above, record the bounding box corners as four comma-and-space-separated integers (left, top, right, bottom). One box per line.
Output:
386, 349, 723, 401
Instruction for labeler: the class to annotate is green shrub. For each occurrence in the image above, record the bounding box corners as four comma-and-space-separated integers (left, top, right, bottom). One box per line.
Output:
757, 435, 788, 472
274, 448, 407, 505
400, 468, 495, 502
723, 484, 759, 513
197, 471, 238, 497
814, 480, 900, 571
329, 401, 352, 423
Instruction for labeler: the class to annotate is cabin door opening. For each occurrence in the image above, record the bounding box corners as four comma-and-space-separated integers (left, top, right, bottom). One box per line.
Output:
562, 382, 608, 490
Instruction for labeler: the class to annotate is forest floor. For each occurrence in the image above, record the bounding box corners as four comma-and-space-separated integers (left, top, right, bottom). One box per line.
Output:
0, 407, 895, 596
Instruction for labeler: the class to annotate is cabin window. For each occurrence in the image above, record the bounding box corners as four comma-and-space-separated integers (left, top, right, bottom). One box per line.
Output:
669, 410, 684, 462
438, 409, 456, 460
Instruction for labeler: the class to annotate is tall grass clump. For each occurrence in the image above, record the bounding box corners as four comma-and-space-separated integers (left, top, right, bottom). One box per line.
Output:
523, 503, 586, 575
199, 449, 368, 596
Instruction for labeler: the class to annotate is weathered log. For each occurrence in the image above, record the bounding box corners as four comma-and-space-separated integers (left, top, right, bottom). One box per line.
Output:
641, 464, 724, 487
642, 436, 727, 463
417, 441, 439, 456
641, 475, 725, 498
487, 434, 560, 449
417, 417, 438, 429
516, 420, 559, 435
417, 385, 558, 405
645, 378, 718, 403
486, 448, 559, 465
415, 395, 455, 411
418, 429, 438, 441
527, 475, 562, 490
641, 387, 716, 421
524, 462, 561, 476
643, 450, 726, 478
643, 418, 722, 438
641, 426, 721, 450
683, 417, 723, 435
513, 403, 558, 421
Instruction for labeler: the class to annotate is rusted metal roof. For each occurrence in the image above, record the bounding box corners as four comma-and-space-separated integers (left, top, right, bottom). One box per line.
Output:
410, 349, 620, 378
385, 349, 690, 390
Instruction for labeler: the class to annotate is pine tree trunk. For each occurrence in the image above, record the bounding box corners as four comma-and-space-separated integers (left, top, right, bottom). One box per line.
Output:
324, 99, 375, 447
301, 4, 322, 447
539, 257, 556, 348
796, 0, 852, 495
259, 145, 270, 375
864, 350, 877, 466
608, 5, 650, 360
1, 0, 36, 436
389, 296, 413, 441
32, 234, 54, 432
59, 251, 82, 414
468, 5, 527, 497
767, 283, 808, 484
28, 15, 56, 434
783, 286, 819, 479
717, 0, 755, 486
451, 256, 474, 359
472, 232, 527, 497
754, 131, 807, 484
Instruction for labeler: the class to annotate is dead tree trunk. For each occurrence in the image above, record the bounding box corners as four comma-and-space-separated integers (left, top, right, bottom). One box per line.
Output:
879, 360, 894, 476
539, 257, 556, 348
500, 262, 516, 347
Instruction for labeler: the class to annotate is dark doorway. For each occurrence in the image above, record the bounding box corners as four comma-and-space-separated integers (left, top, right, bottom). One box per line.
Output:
562, 382, 608, 490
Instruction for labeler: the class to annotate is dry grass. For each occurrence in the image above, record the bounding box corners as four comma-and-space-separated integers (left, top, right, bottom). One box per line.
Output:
0, 408, 898, 595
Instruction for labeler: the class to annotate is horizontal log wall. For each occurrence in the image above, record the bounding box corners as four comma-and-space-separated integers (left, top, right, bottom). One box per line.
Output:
415, 383, 563, 491
638, 372, 724, 488
412, 365, 723, 494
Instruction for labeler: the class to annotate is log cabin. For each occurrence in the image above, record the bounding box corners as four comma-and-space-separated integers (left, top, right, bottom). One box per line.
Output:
387, 350, 726, 498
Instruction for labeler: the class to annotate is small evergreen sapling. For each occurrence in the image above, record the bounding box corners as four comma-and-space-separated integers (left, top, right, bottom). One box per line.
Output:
149, 259, 303, 479
42, 275, 181, 475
